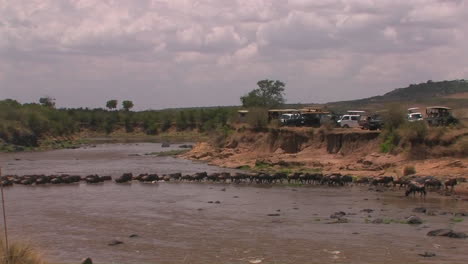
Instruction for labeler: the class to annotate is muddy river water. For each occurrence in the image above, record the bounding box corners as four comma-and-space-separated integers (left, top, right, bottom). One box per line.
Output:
0, 143, 467, 264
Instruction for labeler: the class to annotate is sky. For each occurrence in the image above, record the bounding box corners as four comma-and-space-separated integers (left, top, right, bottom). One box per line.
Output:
1, 0, 467, 110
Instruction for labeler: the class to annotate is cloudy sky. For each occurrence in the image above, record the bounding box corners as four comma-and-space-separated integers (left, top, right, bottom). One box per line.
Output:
1, 0, 467, 110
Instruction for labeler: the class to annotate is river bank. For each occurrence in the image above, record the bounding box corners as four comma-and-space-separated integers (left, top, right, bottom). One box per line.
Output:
181, 127, 468, 190
0, 128, 207, 153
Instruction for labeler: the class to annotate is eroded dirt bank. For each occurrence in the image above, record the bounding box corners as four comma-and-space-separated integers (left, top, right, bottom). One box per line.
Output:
182, 128, 468, 182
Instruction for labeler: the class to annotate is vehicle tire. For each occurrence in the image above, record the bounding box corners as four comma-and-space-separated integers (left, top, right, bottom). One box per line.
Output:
343, 125, 350, 128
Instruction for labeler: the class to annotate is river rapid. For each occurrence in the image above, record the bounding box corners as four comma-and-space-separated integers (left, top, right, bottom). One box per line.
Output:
0, 143, 467, 264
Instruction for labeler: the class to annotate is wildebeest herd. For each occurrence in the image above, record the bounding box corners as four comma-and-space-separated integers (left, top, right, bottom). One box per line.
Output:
0, 171, 460, 197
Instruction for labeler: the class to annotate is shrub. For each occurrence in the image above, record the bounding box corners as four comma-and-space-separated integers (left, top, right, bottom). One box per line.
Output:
383, 105, 406, 131
211, 125, 234, 148
403, 165, 416, 176
0, 240, 45, 264
398, 121, 428, 146
246, 108, 268, 131
380, 130, 399, 153
145, 123, 159, 135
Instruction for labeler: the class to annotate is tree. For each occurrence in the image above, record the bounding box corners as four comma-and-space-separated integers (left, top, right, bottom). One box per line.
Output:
240, 79, 286, 108
122, 100, 134, 111
106, 100, 118, 110
39, 97, 56, 108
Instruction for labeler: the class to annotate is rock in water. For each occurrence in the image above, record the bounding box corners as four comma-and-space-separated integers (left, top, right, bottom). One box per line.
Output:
129, 234, 139, 238
108, 240, 124, 246
81, 258, 93, 264
161, 142, 170, 148
427, 229, 467, 238
413, 207, 427, 213
419, 252, 436, 257
330, 211, 346, 219
407, 216, 423, 225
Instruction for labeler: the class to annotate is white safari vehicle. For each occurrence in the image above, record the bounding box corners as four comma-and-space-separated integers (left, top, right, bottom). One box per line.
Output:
337, 115, 360, 128
407, 108, 424, 122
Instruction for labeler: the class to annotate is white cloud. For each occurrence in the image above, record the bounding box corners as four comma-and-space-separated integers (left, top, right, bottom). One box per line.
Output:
1, 0, 467, 109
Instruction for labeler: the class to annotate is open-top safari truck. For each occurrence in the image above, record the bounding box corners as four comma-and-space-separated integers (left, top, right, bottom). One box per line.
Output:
425, 106, 458, 126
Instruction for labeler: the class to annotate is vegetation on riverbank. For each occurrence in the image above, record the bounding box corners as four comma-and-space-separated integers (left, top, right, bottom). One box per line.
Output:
0, 98, 235, 151
145, 149, 190, 157
0, 240, 45, 264
2, 79, 468, 153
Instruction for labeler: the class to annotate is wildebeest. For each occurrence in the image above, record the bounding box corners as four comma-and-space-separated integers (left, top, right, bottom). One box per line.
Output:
354, 177, 370, 185
115, 173, 133, 183
405, 181, 426, 197
393, 177, 411, 188
424, 178, 442, 190
371, 176, 394, 186
444, 178, 457, 192
321, 173, 344, 186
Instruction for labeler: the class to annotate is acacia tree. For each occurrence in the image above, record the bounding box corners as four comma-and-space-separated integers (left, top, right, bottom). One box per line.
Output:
106, 100, 118, 110
122, 100, 134, 111
240, 79, 286, 108
39, 97, 56, 108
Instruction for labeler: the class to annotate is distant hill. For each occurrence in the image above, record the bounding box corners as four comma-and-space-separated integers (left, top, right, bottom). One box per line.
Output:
325, 80, 468, 114
374, 79, 468, 101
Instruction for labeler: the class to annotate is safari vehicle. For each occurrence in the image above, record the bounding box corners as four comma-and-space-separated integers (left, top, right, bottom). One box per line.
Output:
407, 107, 424, 122
299, 107, 332, 127
347, 110, 366, 116
425, 106, 458, 126
337, 115, 360, 128
359, 114, 384, 130
279, 113, 304, 126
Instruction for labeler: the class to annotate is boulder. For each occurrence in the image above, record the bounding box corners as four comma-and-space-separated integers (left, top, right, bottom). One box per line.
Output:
108, 240, 124, 246
427, 229, 467, 238
418, 252, 436, 258
81, 258, 93, 264
413, 207, 427, 213
407, 216, 423, 225
330, 211, 346, 219
372, 218, 384, 224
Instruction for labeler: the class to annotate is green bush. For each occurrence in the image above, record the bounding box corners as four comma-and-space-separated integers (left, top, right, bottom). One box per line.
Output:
403, 165, 416, 176
246, 108, 268, 131
380, 130, 399, 153
145, 123, 159, 135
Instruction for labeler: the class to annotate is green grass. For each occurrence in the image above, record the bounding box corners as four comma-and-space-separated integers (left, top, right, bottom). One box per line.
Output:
145, 149, 190, 157
236, 165, 251, 170
451, 217, 464, 223
365, 218, 407, 224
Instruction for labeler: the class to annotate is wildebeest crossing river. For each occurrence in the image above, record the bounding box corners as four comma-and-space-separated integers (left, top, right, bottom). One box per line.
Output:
0, 143, 467, 264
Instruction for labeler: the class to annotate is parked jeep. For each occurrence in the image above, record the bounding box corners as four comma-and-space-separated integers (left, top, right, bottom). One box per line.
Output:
360, 114, 384, 130
426, 106, 458, 126
280, 113, 304, 126
337, 115, 360, 128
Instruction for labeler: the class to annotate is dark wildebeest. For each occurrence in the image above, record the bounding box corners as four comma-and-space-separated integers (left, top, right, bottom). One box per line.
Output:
393, 177, 410, 188
115, 173, 133, 183
321, 173, 343, 186
444, 178, 457, 192
287, 173, 301, 184
424, 178, 442, 190
405, 181, 426, 197
371, 176, 394, 187
354, 177, 370, 185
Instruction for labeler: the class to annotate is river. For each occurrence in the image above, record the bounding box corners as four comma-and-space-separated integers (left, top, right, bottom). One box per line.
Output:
0, 143, 467, 264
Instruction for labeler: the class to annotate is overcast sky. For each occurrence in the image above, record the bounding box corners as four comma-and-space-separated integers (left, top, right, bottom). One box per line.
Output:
1, 0, 467, 110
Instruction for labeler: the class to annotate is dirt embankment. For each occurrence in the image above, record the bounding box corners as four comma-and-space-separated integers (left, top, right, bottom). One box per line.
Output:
182, 127, 468, 181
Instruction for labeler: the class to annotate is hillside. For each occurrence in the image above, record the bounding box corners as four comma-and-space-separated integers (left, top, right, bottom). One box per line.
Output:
325, 79, 468, 115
